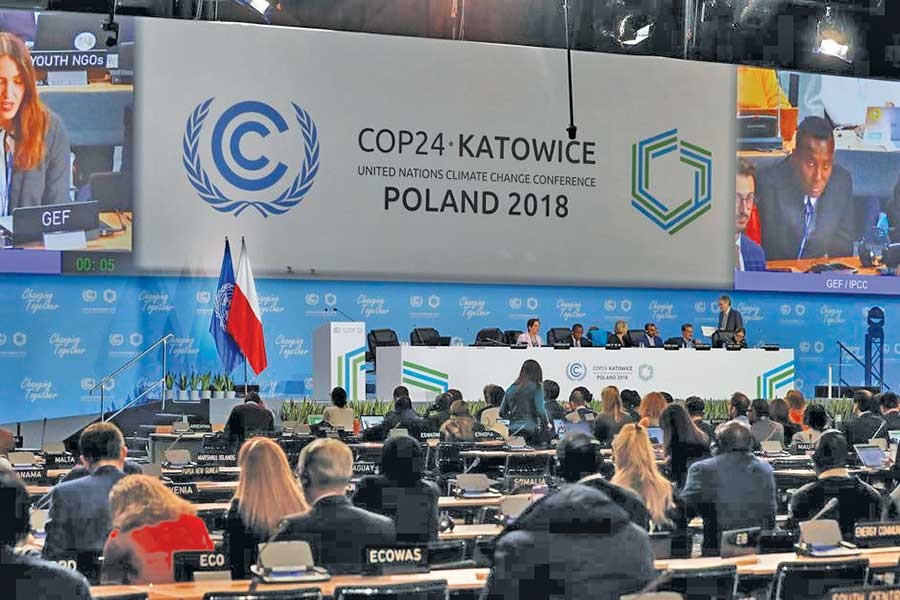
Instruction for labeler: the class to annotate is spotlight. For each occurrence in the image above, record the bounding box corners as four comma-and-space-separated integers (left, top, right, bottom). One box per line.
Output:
615, 13, 654, 48
815, 3, 851, 63
234, 0, 276, 22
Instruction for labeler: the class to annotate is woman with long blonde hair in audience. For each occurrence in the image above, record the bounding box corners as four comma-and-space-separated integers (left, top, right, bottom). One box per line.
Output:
592, 386, 633, 446
611, 424, 674, 528
638, 391, 667, 427
102, 475, 213, 584
224, 437, 308, 578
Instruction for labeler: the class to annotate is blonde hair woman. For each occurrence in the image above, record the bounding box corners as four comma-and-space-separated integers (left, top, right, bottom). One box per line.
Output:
611, 424, 674, 527
102, 475, 213, 584
593, 385, 634, 445
607, 320, 633, 347
638, 391, 667, 427
225, 437, 308, 578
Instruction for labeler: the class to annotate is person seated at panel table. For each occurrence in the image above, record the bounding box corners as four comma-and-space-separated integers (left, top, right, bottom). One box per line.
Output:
277, 438, 396, 574
353, 435, 440, 543
749, 398, 785, 446
681, 421, 777, 556
516, 318, 543, 348
224, 437, 308, 579
736, 159, 768, 271
675, 323, 700, 348
0, 33, 71, 216
606, 319, 633, 347
841, 389, 890, 446
565, 387, 598, 424
322, 386, 355, 430
638, 322, 663, 347
43, 423, 128, 562
562, 323, 592, 347
482, 483, 655, 600
788, 403, 829, 451
788, 430, 881, 539
0, 471, 93, 600
101, 475, 213, 584
224, 392, 274, 443
756, 116, 855, 261
439, 400, 484, 442
732, 327, 748, 348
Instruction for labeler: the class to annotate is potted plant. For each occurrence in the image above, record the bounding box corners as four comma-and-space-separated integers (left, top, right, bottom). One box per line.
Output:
280, 398, 302, 428
224, 374, 236, 399
164, 372, 175, 401
176, 373, 189, 401
189, 371, 201, 401
211, 374, 225, 400
199, 372, 212, 400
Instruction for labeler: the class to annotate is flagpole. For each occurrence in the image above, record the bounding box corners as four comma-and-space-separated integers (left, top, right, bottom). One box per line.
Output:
244, 356, 248, 395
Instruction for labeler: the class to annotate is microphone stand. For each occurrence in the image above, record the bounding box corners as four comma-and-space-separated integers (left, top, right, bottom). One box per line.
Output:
563, 0, 577, 140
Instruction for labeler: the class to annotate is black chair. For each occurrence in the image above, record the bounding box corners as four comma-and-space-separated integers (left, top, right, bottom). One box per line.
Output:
203, 590, 322, 600
659, 565, 738, 600
770, 559, 869, 600
410, 327, 441, 346
435, 443, 464, 493
546, 327, 571, 346
367, 328, 400, 364
334, 580, 448, 600
627, 329, 647, 346
378, 486, 440, 544
474, 328, 504, 346
664, 337, 685, 347
711, 330, 735, 348
503, 330, 522, 345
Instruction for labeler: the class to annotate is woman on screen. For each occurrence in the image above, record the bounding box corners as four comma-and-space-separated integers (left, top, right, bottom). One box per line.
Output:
0, 32, 70, 216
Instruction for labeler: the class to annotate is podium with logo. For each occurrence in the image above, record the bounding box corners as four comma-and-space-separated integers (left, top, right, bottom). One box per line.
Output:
313, 322, 367, 401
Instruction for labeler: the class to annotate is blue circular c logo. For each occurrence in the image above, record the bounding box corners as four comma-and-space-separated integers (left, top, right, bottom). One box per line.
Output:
211, 101, 289, 192
567, 362, 586, 381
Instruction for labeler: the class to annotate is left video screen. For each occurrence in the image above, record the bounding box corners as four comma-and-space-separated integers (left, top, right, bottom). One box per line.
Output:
0, 9, 135, 274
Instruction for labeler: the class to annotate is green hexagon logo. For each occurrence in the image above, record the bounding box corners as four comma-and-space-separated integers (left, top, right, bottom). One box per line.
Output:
631, 128, 712, 234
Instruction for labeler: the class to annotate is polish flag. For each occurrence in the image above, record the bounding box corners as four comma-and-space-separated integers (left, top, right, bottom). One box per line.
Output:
227, 238, 267, 375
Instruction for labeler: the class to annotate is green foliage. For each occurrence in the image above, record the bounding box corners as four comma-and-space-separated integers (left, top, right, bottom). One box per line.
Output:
176, 373, 188, 391
223, 374, 235, 392
211, 374, 225, 392
280, 398, 308, 422
349, 399, 395, 417
165, 372, 174, 391
189, 371, 201, 391
199, 372, 212, 392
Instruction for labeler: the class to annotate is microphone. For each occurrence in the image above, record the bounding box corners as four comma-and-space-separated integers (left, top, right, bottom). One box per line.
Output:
463, 457, 481, 473
331, 306, 356, 321
255, 518, 291, 572
811, 497, 840, 521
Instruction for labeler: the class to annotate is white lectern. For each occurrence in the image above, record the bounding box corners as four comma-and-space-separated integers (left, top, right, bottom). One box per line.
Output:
313, 322, 367, 401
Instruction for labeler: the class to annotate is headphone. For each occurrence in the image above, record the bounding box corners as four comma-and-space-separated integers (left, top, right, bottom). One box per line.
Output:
438, 514, 455, 533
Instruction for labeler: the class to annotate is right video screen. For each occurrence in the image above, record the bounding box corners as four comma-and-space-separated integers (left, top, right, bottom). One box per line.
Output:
735, 66, 900, 295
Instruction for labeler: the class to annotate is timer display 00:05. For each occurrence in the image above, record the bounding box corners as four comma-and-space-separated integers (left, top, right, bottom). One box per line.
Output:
73, 256, 117, 272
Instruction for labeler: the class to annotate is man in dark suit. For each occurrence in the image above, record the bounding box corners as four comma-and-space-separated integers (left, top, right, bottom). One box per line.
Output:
686, 396, 717, 442
788, 431, 881, 539
1, 472, 92, 599
42, 423, 128, 561
681, 422, 777, 555
736, 158, 768, 271
880, 392, 900, 432
563, 323, 592, 348
757, 116, 855, 261
224, 392, 274, 443
676, 323, 699, 348
842, 390, 889, 446
638, 322, 663, 347
280, 438, 395, 574
717, 295, 744, 333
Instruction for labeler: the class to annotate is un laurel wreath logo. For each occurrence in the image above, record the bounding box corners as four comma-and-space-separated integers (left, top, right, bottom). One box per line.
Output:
182, 98, 320, 217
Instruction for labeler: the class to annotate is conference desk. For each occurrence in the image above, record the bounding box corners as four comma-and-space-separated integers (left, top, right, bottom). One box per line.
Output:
376, 346, 796, 403
16, 211, 133, 252
87, 546, 900, 599
766, 256, 876, 275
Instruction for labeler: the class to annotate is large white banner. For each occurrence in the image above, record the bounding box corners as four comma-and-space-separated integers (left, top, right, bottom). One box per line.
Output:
134, 20, 736, 287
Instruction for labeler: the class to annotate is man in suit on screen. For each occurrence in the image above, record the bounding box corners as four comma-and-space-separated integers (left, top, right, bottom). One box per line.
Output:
756, 116, 855, 261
